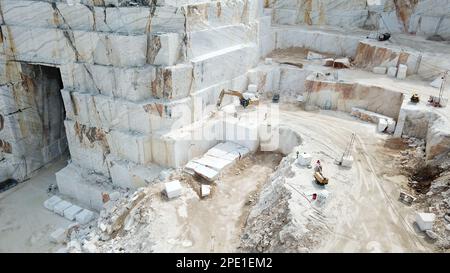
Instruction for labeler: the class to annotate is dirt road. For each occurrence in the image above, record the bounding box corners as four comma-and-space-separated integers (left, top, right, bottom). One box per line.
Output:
0, 159, 70, 252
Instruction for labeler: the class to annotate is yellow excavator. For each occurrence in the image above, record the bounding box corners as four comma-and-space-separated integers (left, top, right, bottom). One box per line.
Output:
216, 89, 259, 108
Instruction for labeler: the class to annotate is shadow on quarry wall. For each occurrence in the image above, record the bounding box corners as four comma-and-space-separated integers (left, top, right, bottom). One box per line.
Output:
1, 62, 68, 181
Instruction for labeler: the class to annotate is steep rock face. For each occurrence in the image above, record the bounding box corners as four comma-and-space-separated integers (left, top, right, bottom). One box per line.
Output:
397, 102, 450, 164
0, 0, 262, 196
266, 0, 450, 38
304, 76, 404, 119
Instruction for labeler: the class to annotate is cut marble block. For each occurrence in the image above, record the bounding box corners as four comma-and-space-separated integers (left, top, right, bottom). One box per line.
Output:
247, 64, 281, 93
64, 120, 110, 176
297, 152, 312, 166
351, 108, 397, 132
164, 180, 182, 199
76, 209, 95, 225
73, 30, 148, 66
63, 205, 84, 221
248, 84, 258, 93
192, 155, 234, 171
372, 66, 387, 74
50, 228, 67, 244
387, 67, 398, 77
149, 33, 182, 66
106, 130, 152, 165
377, 118, 388, 132
56, 163, 114, 211
44, 196, 63, 211
416, 213, 435, 231
397, 64, 408, 80
54, 201, 73, 216
341, 156, 354, 168
185, 141, 250, 181
185, 161, 219, 182
273, 26, 362, 57
188, 25, 256, 59
191, 44, 258, 91
0, 25, 76, 64
107, 155, 163, 189
201, 184, 211, 197
60, 64, 156, 102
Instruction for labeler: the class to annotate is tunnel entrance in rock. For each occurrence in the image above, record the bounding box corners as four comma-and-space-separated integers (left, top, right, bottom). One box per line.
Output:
20, 63, 68, 166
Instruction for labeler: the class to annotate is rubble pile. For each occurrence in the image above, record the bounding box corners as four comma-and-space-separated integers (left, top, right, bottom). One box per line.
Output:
396, 137, 450, 250
240, 153, 325, 252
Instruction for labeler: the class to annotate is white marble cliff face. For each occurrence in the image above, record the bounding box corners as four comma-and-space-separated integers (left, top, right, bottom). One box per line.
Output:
268, 0, 450, 37
0, 0, 263, 185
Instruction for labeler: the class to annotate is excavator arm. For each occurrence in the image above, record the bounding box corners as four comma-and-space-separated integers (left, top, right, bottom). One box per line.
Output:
216, 89, 251, 108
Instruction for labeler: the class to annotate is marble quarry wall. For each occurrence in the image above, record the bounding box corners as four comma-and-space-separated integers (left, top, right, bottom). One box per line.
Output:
304, 75, 404, 119
0, 0, 262, 192
266, 0, 450, 39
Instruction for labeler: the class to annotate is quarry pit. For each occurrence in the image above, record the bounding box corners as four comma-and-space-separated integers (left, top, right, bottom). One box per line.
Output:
0, 0, 450, 253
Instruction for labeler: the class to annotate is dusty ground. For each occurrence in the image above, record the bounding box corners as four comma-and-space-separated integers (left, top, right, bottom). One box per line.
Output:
94, 152, 282, 253
0, 158, 70, 253
182, 153, 282, 252
277, 105, 431, 252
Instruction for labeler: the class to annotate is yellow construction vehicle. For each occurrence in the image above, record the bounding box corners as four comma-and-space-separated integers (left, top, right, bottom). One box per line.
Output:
410, 93, 419, 103
216, 89, 258, 108
314, 171, 329, 185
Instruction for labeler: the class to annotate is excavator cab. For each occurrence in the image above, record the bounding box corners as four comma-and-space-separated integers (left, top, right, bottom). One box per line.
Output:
410, 93, 419, 103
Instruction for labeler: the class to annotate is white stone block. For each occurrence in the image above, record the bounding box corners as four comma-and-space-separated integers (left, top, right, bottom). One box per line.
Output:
54, 201, 73, 216
317, 190, 330, 204
307, 51, 324, 60
386, 119, 396, 134
201, 185, 211, 197
416, 212, 435, 231
44, 196, 63, 211
265, 58, 273, 65
396, 64, 407, 80
296, 152, 312, 166
165, 180, 182, 199
387, 66, 397, 77
377, 119, 388, 132
248, 84, 257, 93
372, 66, 387, 74
341, 156, 354, 168
76, 209, 95, 225
50, 228, 67, 244
63, 205, 84, 221
185, 161, 219, 181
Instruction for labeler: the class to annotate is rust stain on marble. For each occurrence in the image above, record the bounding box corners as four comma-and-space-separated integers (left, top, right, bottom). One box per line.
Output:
0, 139, 12, 154
393, 0, 419, 33
304, 0, 313, 25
